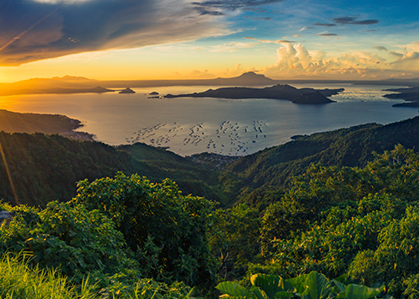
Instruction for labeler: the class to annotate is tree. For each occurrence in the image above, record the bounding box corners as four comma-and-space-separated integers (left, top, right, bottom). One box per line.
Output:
209, 204, 261, 280
73, 172, 217, 289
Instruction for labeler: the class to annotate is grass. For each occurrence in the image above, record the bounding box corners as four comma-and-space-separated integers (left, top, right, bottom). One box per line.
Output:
0, 253, 96, 299
0, 252, 194, 298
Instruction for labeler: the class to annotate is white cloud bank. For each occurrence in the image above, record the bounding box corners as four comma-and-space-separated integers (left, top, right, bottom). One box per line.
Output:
263, 42, 419, 79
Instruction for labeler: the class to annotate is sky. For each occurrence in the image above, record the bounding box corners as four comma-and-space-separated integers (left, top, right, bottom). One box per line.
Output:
0, 0, 418, 82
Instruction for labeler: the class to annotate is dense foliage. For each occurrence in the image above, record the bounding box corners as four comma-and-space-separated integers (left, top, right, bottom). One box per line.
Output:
0, 200, 136, 284
221, 116, 419, 208
243, 145, 419, 298
4, 117, 419, 297
0, 253, 192, 299
74, 172, 217, 289
0, 132, 222, 206
0, 177, 203, 297
217, 272, 384, 299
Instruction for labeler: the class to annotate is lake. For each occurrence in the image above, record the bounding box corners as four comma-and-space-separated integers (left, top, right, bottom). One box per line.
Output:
0, 84, 417, 156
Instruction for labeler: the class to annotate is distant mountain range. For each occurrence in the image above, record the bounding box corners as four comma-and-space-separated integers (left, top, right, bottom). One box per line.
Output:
1, 72, 418, 97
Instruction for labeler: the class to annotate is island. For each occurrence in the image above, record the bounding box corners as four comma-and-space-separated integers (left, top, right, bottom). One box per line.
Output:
148, 91, 160, 98
383, 87, 419, 107
119, 87, 136, 94
164, 84, 344, 104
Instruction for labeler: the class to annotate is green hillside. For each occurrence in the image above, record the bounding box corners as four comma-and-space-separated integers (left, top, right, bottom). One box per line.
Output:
3, 117, 419, 297
0, 132, 223, 206
219, 116, 419, 208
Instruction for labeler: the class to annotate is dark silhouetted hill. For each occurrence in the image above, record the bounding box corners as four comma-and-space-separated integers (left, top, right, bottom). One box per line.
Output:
165, 84, 342, 104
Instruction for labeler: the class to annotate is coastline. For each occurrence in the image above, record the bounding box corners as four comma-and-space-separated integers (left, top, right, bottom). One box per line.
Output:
2, 83, 418, 157
0, 109, 95, 142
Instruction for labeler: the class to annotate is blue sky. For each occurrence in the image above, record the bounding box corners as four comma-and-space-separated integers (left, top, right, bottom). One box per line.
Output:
0, 0, 418, 81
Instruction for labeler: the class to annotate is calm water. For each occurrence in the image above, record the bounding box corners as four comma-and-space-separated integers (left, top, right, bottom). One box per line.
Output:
0, 84, 417, 156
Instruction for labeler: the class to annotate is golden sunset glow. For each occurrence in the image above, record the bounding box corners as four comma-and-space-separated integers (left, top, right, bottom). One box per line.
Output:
0, 0, 418, 83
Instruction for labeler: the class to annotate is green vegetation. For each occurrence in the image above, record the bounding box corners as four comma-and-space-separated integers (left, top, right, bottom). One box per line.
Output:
0, 253, 97, 299
0, 178, 200, 298
0, 109, 83, 135
74, 173, 216, 289
220, 116, 419, 208
0, 132, 223, 206
4, 116, 419, 297
217, 272, 384, 299
0, 253, 192, 298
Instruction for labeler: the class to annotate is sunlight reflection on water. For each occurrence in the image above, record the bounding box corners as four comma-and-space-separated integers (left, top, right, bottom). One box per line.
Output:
0, 84, 417, 156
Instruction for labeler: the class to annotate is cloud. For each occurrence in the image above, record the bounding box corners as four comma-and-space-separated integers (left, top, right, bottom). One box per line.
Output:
373, 45, 404, 58
317, 33, 339, 37
31, 0, 92, 3
299, 26, 315, 31
266, 43, 323, 74
391, 42, 419, 68
333, 17, 379, 25
192, 0, 284, 11
244, 16, 271, 20
391, 51, 419, 68
221, 63, 258, 77
374, 45, 388, 51
0, 0, 229, 66
312, 22, 336, 27
333, 17, 356, 24
188, 69, 216, 78
244, 37, 294, 43
389, 51, 404, 58
211, 41, 258, 52
263, 43, 404, 80
194, 7, 225, 15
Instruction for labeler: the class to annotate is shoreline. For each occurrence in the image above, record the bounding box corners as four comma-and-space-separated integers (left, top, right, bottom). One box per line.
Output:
0, 109, 95, 142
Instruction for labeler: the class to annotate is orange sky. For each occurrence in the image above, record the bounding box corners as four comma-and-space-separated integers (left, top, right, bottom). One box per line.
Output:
1, 0, 418, 83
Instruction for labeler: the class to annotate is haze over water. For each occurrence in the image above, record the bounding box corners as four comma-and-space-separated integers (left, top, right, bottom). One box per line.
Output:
0, 84, 417, 156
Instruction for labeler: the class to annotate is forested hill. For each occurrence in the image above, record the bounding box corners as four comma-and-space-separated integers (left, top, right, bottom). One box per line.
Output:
3, 115, 419, 207
4, 116, 419, 297
0, 133, 223, 206
219, 116, 419, 208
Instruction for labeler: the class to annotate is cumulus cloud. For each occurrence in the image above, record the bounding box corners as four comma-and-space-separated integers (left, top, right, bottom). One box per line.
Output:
0, 0, 229, 66
263, 42, 409, 79
390, 51, 419, 69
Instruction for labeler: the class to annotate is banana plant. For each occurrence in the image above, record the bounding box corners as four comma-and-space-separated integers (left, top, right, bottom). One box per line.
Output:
216, 271, 384, 299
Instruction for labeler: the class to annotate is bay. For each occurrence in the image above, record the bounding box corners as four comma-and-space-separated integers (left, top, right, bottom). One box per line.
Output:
0, 84, 417, 156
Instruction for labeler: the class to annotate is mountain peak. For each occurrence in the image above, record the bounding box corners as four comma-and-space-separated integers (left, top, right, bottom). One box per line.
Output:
238, 72, 267, 78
